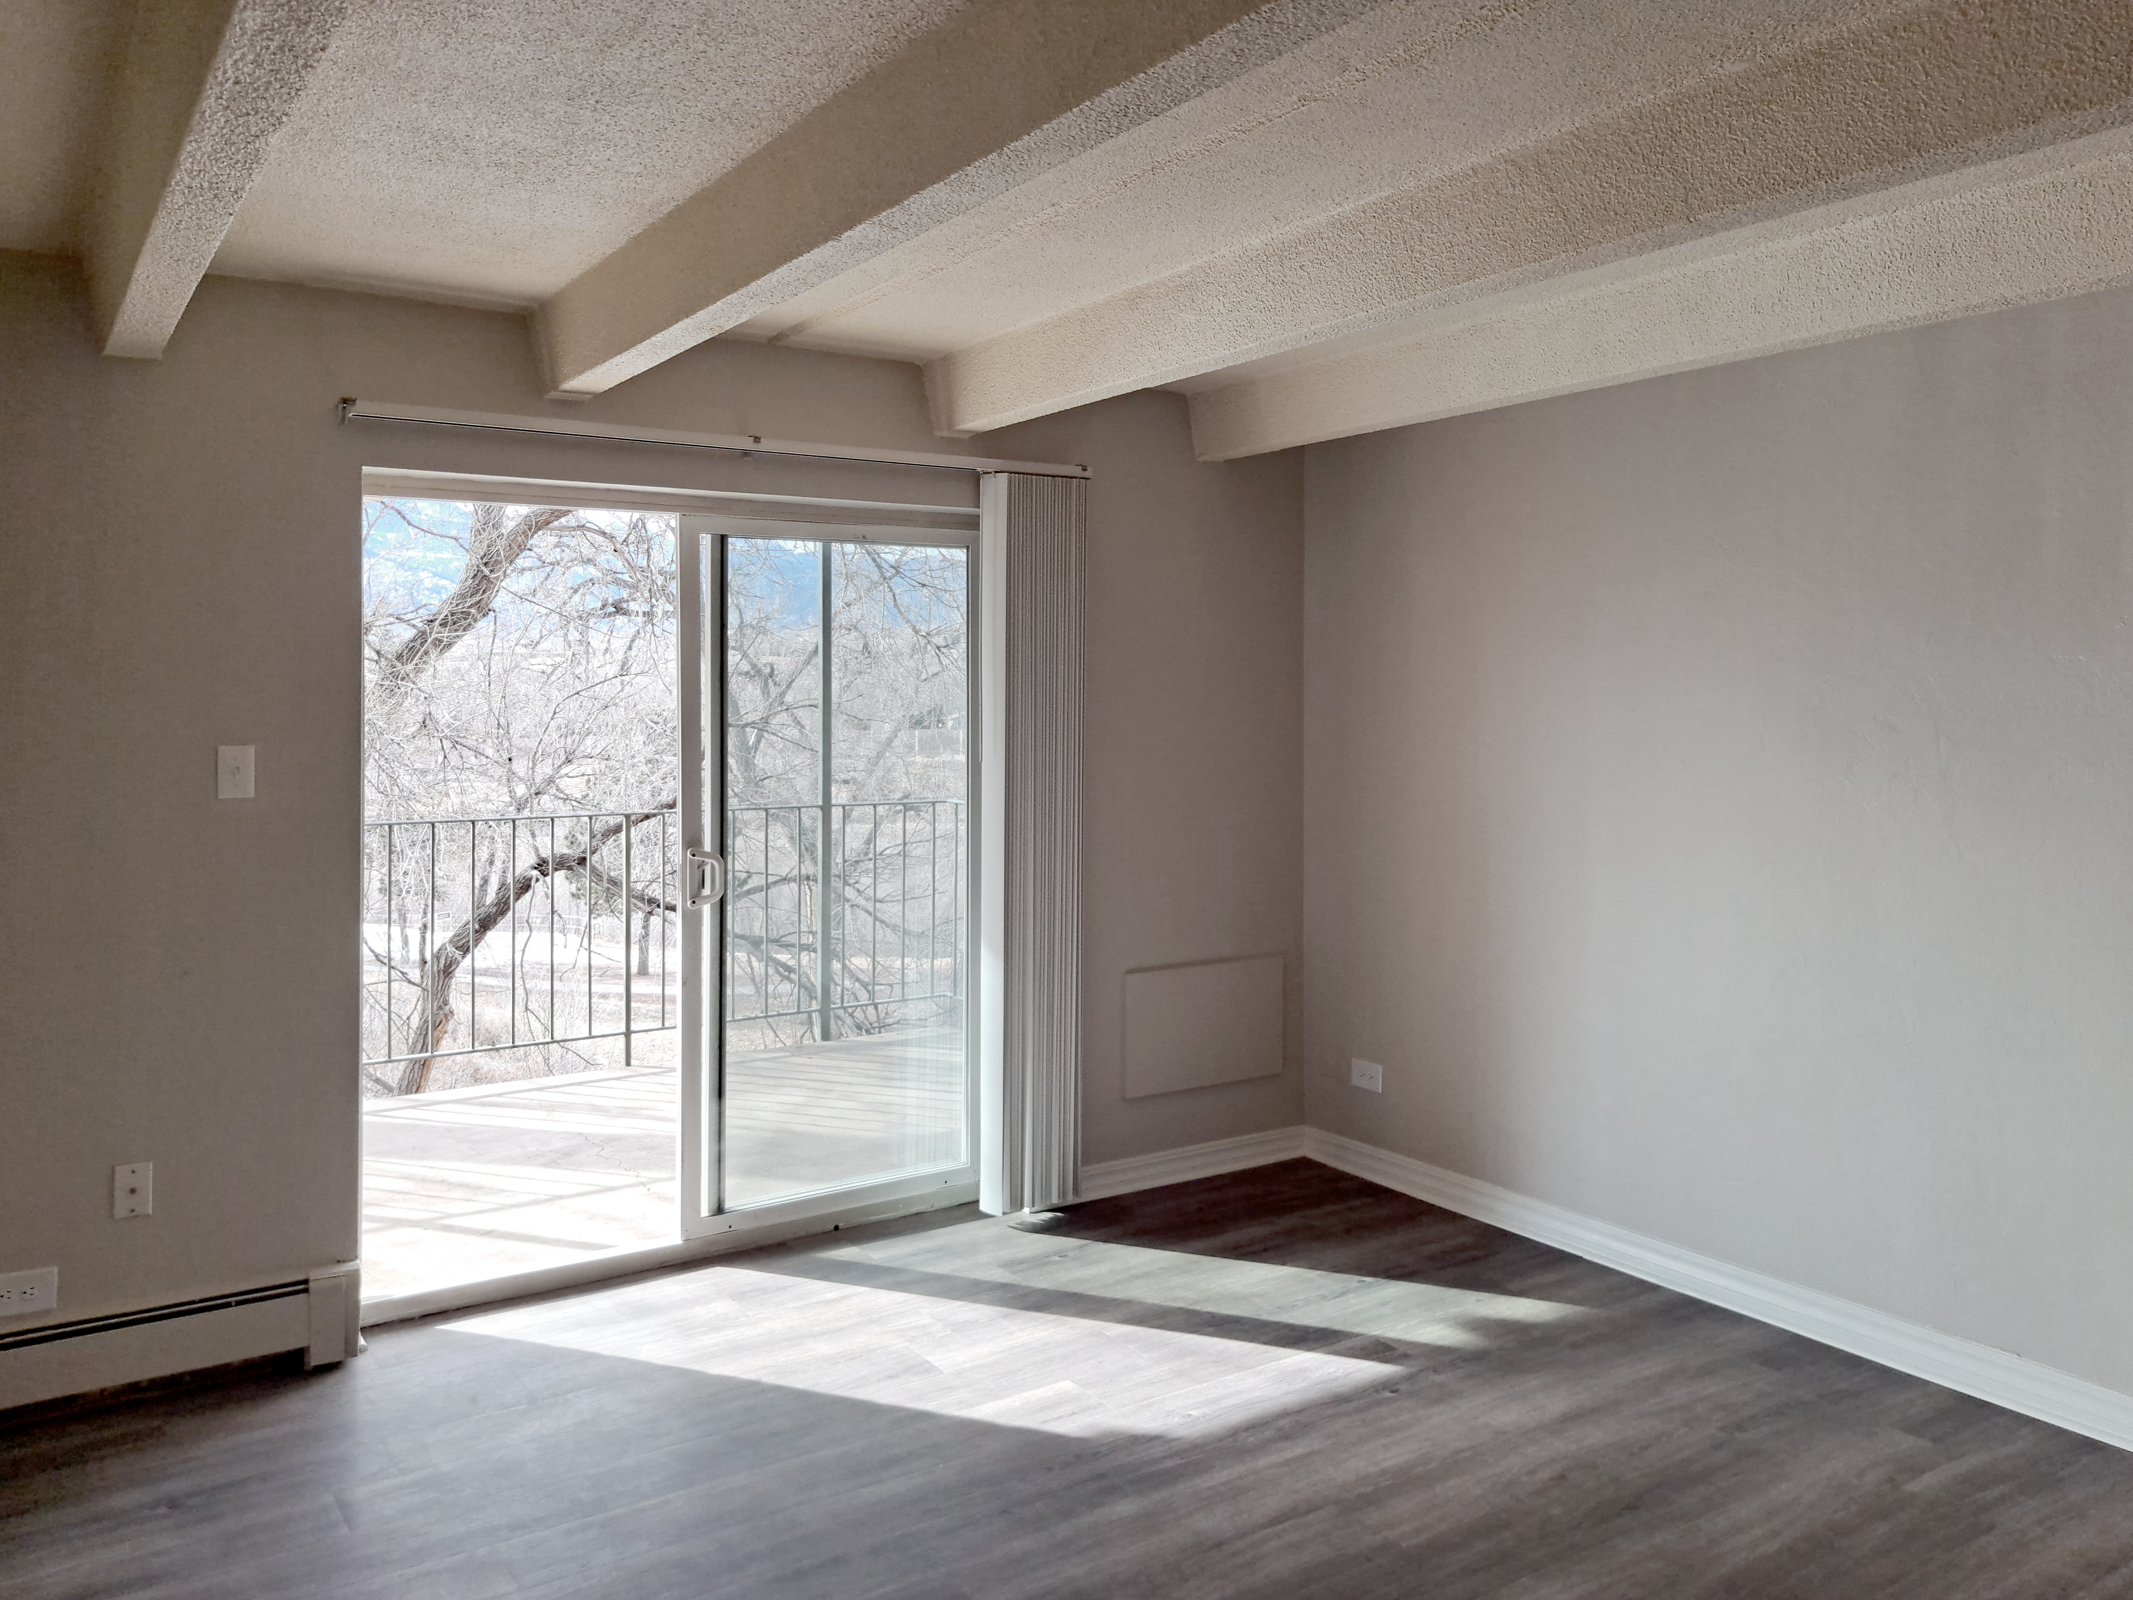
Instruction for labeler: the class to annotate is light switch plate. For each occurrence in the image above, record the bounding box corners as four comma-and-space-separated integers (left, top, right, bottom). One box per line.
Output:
1350, 1058, 1384, 1093
217, 745, 255, 799
0, 1267, 58, 1319
114, 1162, 152, 1218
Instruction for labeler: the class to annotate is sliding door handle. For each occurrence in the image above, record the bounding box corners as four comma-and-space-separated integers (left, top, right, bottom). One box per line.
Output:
686, 847, 725, 908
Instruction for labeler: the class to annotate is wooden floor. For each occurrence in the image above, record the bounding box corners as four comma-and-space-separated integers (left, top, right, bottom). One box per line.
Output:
9, 1160, 2133, 1599
361, 1034, 966, 1299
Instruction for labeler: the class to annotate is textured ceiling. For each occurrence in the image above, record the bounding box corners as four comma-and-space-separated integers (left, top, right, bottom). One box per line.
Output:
0, 0, 130, 254
923, 0, 2133, 434
210, 0, 974, 305
729, 0, 1879, 361
22, 0, 2133, 455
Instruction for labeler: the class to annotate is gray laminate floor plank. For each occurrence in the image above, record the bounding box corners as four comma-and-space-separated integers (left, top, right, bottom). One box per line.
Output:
6, 1161, 2132, 1599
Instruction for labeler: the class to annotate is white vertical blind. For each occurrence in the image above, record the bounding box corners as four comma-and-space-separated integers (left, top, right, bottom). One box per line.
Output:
981, 472, 1086, 1212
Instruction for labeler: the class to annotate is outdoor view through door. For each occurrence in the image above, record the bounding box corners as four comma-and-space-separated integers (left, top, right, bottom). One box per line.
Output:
359, 496, 974, 1303
713, 531, 971, 1209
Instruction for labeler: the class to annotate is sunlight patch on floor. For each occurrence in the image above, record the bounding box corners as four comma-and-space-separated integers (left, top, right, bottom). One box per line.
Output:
440, 1222, 1590, 1441
444, 1268, 1394, 1441
819, 1230, 1589, 1349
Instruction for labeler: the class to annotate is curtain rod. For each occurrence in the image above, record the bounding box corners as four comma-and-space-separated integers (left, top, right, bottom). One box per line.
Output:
337, 400, 1091, 480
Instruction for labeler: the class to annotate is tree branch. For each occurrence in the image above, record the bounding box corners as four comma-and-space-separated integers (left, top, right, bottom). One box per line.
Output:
374, 506, 577, 697
398, 801, 674, 1094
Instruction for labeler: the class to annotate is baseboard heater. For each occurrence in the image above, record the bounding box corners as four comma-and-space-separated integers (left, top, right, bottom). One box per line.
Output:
0, 1263, 361, 1413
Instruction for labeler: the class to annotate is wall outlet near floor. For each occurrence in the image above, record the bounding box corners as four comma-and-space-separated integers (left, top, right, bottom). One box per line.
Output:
0, 1267, 58, 1319
1350, 1058, 1384, 1093
114, 1162, 152, 1218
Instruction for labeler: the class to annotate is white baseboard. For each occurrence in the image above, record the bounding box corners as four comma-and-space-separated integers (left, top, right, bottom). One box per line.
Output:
1303, 1127, 2133, 1455
1077, 1125, 1307, 1201
0, 1266, 362, 1413
22, 1129, 2130, 1454
0, 1299, 308, 1413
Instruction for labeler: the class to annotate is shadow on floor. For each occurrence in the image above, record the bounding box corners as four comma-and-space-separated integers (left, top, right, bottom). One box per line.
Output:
10, 1162, 2133, 1600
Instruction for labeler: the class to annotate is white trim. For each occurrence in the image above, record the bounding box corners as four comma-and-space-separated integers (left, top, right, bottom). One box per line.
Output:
0, 1270, 359, 1412
674, 509, 985, 1242
677, 515, 711, 1230
1, 1297, 309, 1413
1303, 1128, 2133, 1455
1077, 1125, 1307, 1201
304, 1262, 362, 1368
340, 401, 1090, 479
361, 468, 978, 529
363, 1181, 978, 1328
976, 486, 1010, 1214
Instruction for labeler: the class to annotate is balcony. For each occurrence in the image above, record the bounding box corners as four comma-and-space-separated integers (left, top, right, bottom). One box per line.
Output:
360, 805, 967, 1302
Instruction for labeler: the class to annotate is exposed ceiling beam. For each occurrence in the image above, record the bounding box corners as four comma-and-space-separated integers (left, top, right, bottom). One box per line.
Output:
1187, 125, 2133, 459
88, 0, 345, 360
533, 0, 1383, 399
922, 0, 2133, 440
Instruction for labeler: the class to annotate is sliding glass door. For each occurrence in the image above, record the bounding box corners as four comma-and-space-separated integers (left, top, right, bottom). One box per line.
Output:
678, 517, 976, 1233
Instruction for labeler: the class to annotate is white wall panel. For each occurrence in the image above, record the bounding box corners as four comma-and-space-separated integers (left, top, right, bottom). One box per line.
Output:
1123, 955, 1283, 1098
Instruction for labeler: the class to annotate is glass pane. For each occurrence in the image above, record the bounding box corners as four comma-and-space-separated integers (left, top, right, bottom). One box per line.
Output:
359, 499, 681, 1300
722, 537, 970, 1208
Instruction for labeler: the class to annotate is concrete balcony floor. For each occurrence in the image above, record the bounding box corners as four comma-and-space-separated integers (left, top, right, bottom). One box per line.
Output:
360, 1033, 966, 1302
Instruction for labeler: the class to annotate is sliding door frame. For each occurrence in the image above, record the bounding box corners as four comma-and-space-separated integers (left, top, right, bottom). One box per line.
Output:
353, 457, 1078, 1323
677, 514, 989, 1240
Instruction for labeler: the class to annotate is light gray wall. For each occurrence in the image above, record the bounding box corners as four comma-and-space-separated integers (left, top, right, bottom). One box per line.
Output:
0, 253, 1302, 1327
998, 400, 1305, 1167
1303, 283, 2133, 1395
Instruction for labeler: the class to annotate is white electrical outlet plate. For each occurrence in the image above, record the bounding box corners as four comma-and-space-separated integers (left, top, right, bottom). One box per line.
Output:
1350, 1058, 1385, 1093
114, 1162, 152, 1218
0, 1267, 58, 1319
217, 745, 255, 799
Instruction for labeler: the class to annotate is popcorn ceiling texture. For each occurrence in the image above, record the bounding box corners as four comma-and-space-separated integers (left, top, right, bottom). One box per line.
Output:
747, 0, 1882, 361
921, 0, 2133, 436
92, 0, 348, 358
1186, 125, 2133, 459
13, 0, 2133, 449
211, 0, 975, 305
534, 0, 1373, 395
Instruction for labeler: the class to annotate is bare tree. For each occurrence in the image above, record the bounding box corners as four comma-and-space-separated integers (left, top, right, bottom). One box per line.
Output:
383, 800, 675, 1095
360, 509, 971, 1090
369, 504, 575, 701
361, 500, 678, 1093
720, 539, 969, 1049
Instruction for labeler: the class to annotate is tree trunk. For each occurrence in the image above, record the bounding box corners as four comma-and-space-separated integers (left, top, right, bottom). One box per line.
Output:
397, 802, 674, 1094
372, 506, 575, 702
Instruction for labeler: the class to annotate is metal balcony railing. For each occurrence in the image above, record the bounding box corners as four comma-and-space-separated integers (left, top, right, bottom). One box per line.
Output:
725, 798, 967, 1042
360, 809, 679, 1090
360, 798, 966, 1092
